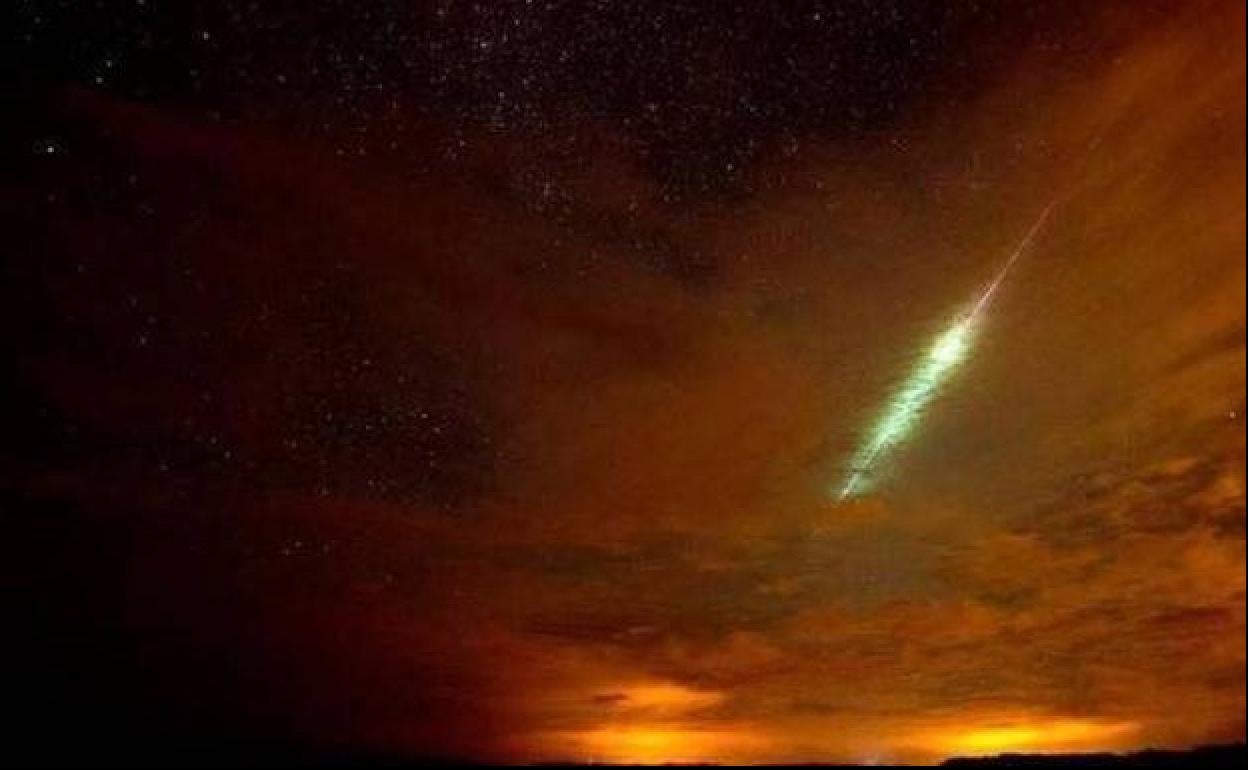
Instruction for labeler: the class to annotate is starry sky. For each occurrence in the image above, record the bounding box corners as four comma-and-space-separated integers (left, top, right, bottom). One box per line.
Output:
4, 0, 1245, 764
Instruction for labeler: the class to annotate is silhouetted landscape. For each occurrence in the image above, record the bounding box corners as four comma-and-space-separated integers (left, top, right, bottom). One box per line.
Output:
941, 742, 1246, 767
29, 743, 1242, 768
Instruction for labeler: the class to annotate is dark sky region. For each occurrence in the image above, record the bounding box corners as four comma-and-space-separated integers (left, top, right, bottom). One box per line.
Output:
3, 0, 1244, 764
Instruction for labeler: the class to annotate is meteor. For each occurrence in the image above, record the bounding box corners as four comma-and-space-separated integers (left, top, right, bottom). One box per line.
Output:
836, 203, 1056, 501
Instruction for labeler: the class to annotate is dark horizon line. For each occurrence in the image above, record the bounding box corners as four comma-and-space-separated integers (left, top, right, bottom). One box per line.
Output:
87, 742, 1242, 768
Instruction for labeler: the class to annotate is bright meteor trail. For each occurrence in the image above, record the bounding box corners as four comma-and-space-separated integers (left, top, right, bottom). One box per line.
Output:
837, 203, 1057, 501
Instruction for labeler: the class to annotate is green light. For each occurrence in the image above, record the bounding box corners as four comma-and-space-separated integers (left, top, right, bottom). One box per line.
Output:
837, 315, 975, 500
834, 201, 1055, 500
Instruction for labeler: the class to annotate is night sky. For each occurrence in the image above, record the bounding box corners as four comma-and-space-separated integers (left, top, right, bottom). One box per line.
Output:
4, 0, 1245, 764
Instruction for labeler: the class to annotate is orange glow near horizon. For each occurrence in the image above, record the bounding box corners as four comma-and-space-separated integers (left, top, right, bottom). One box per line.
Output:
917, 717, 1143, 758
546, 715, 1144, 764
564, 724, 768, 765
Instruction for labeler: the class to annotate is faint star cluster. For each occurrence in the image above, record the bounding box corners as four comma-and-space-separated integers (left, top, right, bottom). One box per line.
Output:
14, 0, 1055, 193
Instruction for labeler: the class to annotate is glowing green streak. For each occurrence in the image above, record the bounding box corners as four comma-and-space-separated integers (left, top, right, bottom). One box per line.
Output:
835, 201, 1055, 500
837, 315, 976, 500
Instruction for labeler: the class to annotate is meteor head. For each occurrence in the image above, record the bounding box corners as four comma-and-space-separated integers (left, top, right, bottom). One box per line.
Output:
838, 470, 867, 500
